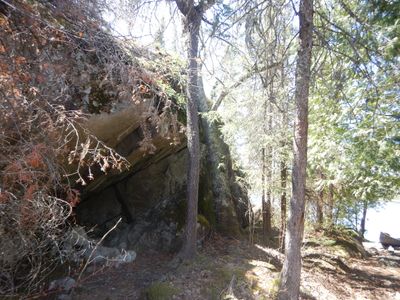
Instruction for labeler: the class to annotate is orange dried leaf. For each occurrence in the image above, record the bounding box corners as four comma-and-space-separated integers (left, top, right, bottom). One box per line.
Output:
12, 88, 21, 97
14, 56, 27, 65
0, 17, 9, 27
0, 193, 9, 204
23, 184, 38, 201
26, 152, 43, 168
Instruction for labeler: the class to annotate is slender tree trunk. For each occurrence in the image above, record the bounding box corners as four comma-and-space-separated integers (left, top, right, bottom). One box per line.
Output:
261, 86, 268, 241
265, 99, 273, 240
279, 61, 288, 253
280, 158, 287, 252
265, 179, 272, 242
326, 183, 334, 225
316, 190, 324, 227
175, 0, 215, 260
316, 171, 324, 227
181, 18, 201, 259
262, 147, 268, 239
277, 0, 313, 298
262, 114, 272, 242
354, 203, 359, 231
262, 73, 273, 242
175, 1, 202, 260
360, 201, 368, 238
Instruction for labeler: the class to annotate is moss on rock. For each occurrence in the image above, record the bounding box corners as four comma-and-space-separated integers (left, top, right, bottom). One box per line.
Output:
197, 214, 211, 229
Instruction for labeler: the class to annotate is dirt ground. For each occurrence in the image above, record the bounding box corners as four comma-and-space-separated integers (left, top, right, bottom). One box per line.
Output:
65, 235, 400, 300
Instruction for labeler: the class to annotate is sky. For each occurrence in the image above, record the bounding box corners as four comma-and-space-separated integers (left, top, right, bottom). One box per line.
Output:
365, 199, 400, 242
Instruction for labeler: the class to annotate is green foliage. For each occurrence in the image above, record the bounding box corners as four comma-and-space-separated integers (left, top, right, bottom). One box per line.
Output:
156, 79, 186, 108
307, 0, 400, 229
215, 0, 295, 210
139, 50, 187, 107
365, 0, 400, 57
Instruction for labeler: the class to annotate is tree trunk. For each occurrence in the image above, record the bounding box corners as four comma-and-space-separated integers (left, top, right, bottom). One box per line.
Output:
262, 147, 268, 239
176, 2, 202, 260
265, 100, 273, 241
326, 183, 334, 225
277, 0, 313, 298
261, 88, 268, 241
175, 0, 215, 259
262, 130, 272, 242
262, 79, 273, 242
280, 159, 287, 252
360, 201, 367, 238
316, 171, 325, 227
316, 189, 324, 227
279, 64, 288, 253
265, 180, 272, 242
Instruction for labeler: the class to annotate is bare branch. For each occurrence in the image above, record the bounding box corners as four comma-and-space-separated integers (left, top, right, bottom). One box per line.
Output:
211, 61, 283, 111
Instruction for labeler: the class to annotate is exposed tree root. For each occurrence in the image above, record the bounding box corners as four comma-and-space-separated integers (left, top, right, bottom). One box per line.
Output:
303, 252, 400, 289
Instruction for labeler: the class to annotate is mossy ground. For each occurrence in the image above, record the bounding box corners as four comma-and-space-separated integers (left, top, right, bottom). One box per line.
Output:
145, 282, 179, 300
304, 226, 367, 258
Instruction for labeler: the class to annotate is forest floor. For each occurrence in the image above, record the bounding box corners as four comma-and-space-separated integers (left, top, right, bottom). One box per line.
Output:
68, 234, 400, 300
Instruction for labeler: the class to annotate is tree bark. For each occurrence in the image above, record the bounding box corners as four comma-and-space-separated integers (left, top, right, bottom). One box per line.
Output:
175, 0, 202, 260
316, 189, 324, 227
265, 98, 273, 241
326, 183, 334, 225
262, 72, 274, 242
280, 158, 287, 252
279, 62, 288, 253
360, 200, 367, 238
277, 0, 313, 298
262, 147, 267, 239
262, 107, 272, 242
316, 170, 324, 228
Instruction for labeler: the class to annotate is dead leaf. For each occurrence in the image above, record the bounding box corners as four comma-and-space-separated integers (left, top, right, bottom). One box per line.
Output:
79, 137, 91, 161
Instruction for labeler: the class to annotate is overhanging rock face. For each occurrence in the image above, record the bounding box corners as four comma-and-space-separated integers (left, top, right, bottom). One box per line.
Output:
75, 96, 190, 252
76, 103, 250, 252
78, 98, 185, 194
77, 141, 189, 252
